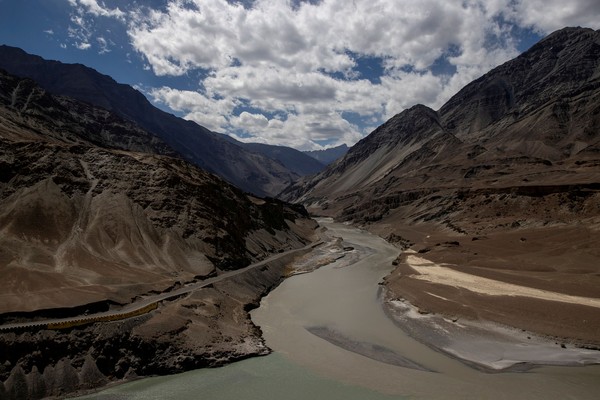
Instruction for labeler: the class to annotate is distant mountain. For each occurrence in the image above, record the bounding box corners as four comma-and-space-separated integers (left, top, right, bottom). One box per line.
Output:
0, 68, 316, 314
239, 142, 325, 176
303, 144, 349, 165
0, 45, 307, 197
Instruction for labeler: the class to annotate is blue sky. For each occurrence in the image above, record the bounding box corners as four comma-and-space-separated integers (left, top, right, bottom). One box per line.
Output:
1, 0, 599, 150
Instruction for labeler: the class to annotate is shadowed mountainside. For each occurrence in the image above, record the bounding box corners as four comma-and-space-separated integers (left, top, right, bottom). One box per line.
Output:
0, 45, 314, 197
303, 144, 349, 165
0, 68, 319, 398
235, 141, 326, 176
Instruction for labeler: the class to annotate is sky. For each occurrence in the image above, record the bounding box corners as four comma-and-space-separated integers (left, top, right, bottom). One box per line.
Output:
1, 1, 599, 150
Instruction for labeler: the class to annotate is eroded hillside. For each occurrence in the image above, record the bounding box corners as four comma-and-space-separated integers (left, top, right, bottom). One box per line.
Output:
0, 68, 320, 398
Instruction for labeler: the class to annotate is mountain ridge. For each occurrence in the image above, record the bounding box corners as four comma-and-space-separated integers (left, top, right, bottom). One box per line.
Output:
303, 144, 349, 165
0, 45, 318, 197
0, 68, 317, 313
283, 27, 600, 211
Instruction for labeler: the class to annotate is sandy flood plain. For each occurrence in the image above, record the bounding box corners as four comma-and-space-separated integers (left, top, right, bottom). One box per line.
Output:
384, 250, 600, 371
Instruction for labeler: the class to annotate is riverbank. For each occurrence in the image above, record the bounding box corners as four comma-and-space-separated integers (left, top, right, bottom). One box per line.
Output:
373, 221, 600, 343
73, 219, 600, 400
383, 288, 600, 372
0, 240, 319, 399
381, 243, 600, 371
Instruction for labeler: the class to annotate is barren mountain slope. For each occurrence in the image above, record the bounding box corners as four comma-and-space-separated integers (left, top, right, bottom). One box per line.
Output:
303, 144, 349, 165
0, 45, 305, 197
0, 69, 319, 398
0, 70, 316, 315
283, 27, 600, 344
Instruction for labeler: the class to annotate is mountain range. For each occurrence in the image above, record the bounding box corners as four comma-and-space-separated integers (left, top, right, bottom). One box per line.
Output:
0, 65, 319, 398
0, 68, 316, 314
303, 144, 349, 165
0, 45, 325, 197
284, 27, 600, 227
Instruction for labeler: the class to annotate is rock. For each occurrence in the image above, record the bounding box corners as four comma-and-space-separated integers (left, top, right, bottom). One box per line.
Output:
0, 45, 305, 198
4, 365, 27, 400
78, 355, 107, 389
25, 366, 45, 400
43, 359, 79, 397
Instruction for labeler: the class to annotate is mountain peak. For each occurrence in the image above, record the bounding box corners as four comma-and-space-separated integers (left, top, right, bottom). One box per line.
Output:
440, 27, 600, 140
284, 26, 600, 220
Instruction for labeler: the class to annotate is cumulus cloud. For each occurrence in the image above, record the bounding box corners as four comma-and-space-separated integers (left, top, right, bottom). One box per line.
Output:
506, 0, 600, 33
68, 0, 600, 149
148, 86, 239, 132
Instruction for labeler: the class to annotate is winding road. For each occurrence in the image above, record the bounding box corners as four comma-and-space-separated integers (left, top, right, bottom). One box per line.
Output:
0, 239, 322, 332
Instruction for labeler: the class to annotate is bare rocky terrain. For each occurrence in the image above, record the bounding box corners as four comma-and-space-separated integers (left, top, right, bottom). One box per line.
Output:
0, 45, 325, 197
303, 144, 349, 165
283, 27, 600, 346
0, 69, 317, 399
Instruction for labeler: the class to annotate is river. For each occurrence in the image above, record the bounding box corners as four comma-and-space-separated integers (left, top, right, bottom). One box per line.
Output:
80, 219, 600, 399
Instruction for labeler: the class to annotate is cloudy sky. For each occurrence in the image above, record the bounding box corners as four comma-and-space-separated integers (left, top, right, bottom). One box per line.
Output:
1, 0, 599, 150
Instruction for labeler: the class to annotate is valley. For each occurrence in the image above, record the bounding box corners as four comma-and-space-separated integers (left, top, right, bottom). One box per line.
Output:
80, 219, 600, 400
0, 67, 319, 398
0, 17, 599, 400
284, 27, 600, 349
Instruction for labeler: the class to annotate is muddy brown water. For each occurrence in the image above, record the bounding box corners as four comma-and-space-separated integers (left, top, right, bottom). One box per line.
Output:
80, 219, 600, 399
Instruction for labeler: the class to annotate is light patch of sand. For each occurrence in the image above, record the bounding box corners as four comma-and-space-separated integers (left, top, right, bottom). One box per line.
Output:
405, 255, 600, 309
425, 291, 451, 302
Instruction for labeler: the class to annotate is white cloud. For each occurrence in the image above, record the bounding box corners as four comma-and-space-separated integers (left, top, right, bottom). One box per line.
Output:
67, 0, 124, 53
76, 42, 92, 50
71, 0, 125, 21
68, 0, 600, 149
235, 111, 269, 129
97, 37, 110, 54
506, 0, 600, 33
230, 111, 363, 150
148, 86, 239, 132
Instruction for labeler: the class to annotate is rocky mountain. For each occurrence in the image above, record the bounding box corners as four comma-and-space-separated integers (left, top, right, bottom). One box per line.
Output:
303, 144, 349, 165
235, 141, 326, 176
0, 45, 312, 197
0, 68, 317, 314
283, 27, 600, 344
284, 27, 600, 226
0, 67, 319, 398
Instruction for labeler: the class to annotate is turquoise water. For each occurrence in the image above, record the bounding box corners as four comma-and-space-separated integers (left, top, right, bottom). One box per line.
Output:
79, 353, 405, 400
